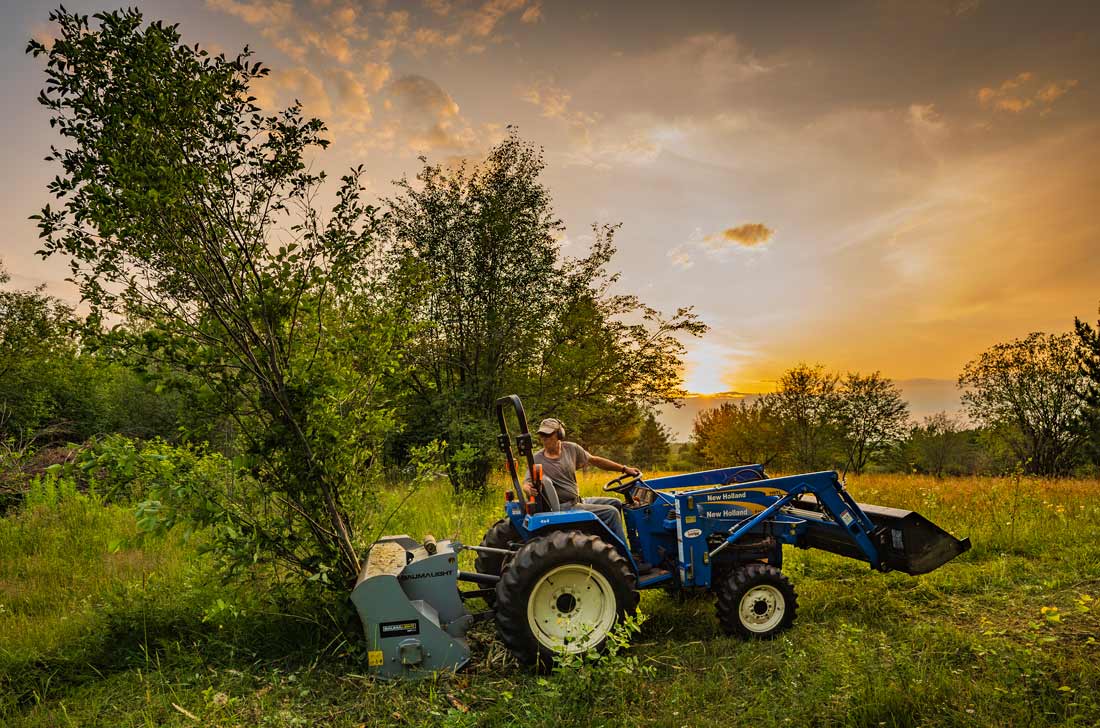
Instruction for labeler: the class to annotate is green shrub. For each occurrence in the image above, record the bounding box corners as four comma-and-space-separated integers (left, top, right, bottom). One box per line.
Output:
23, 472, 81, 509
45, 434, 231, 507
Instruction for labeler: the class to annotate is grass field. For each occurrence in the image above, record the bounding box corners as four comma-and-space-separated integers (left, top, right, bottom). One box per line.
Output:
1, 471, 1098, 727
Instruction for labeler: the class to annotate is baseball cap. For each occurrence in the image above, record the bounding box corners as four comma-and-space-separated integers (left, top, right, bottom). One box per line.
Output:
537, 418, 564, 435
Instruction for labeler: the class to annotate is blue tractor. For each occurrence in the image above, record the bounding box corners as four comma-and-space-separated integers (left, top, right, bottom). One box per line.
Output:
473, 395, 971, 667
353, 395, 970, 676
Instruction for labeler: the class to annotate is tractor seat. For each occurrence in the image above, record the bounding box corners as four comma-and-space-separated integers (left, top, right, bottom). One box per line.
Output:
539, 476, 562, 512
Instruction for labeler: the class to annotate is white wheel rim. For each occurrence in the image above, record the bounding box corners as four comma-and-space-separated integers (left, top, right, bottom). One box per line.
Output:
527, 564, 617, 654
738, 584, 785, 633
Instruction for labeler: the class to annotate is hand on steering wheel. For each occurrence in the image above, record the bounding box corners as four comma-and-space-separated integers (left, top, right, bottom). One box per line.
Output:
603, 470, 644, 494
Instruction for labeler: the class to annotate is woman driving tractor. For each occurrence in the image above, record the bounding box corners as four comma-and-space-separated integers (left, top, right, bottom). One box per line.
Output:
521, 417, 639, 543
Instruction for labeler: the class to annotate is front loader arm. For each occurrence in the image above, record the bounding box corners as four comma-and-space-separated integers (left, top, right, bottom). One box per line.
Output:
668, 469, 969, 582
696, 471, 885, 571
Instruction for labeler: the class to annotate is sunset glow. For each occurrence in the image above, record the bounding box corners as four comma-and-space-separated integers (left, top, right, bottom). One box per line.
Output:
2, 1, 1098, 414
680, 341, 739, 395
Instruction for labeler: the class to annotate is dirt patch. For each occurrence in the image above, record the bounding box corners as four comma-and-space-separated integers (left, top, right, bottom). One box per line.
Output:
0, 578, 25, 601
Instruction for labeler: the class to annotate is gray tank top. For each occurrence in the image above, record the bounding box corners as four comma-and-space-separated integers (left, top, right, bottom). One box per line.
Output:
527, 441, 590, 507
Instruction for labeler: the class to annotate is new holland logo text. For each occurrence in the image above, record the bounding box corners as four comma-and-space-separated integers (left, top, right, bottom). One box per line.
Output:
701, 505, 751, 519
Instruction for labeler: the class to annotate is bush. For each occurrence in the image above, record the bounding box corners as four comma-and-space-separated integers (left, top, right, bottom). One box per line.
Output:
505, 612, 654, 722
24, 472, 81, 509
42, 435, 230, 507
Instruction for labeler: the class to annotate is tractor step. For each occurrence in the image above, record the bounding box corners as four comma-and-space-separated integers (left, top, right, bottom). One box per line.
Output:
637, 567, 673, 588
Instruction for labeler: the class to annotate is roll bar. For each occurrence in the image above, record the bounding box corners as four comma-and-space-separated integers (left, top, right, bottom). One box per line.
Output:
494, 395, 538, 505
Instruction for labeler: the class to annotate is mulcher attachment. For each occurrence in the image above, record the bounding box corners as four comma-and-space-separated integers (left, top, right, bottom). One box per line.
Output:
795, 498, 971, 575
351, 535, 474, 679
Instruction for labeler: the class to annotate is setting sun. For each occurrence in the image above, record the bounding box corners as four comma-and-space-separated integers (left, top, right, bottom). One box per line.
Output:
681, 341, 737, 395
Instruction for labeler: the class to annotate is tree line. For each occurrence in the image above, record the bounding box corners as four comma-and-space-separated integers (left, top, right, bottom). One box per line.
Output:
688, 328, 1100, 478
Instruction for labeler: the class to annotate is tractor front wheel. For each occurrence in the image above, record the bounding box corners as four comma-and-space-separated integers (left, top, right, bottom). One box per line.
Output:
715, 563, 797, 639
495, 530, 638, 668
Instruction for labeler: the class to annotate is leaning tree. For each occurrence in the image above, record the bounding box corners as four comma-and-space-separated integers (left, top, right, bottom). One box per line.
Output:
28, 8, 407, 588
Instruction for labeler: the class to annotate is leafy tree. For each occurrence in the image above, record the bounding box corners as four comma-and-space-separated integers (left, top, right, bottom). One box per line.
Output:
908, 412, 968, 477
0, 261, 98, 450
691, 399, 785, 468
958, 332, 1087, 475
766, 364, 840, 471
28, 8, 406, 587
1075, 309, 1100, 463
0, 261, 183, 473
630, 412, 671, 470
835, 371, 909, 474
1, 262, 71, 444
528, 223, 704, 455
385, 132, 704, 491
384, 134, 556, 490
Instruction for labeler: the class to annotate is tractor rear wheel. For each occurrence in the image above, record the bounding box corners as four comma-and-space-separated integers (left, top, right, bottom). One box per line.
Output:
474, 518, 519, 606
715, 563, 797, 639
495, 530, 638, 668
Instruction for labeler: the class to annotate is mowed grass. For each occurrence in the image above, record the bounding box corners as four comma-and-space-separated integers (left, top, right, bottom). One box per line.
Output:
1, 471, 1098, 727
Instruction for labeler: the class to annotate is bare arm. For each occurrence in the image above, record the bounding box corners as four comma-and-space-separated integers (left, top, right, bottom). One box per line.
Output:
588, 455, 640, 477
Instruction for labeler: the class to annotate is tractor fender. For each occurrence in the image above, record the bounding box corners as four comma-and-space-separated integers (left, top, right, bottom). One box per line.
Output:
512, 509, 639, 573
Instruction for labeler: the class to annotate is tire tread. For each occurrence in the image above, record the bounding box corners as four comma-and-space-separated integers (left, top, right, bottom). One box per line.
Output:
715, 562, 798, 640
495, 530, 637, 667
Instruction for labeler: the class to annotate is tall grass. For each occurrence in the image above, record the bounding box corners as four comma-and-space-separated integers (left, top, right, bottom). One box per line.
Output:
2, 471, 1098, 726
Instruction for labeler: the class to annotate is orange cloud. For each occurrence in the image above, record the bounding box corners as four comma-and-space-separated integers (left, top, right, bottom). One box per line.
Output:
411, 27, 463, 50
1037, 79, 1079, 104
329, 4, 357, 27
995, 96, 1032, 112
521, 82, 570, 117
520, 81, 599, 142
707, 223, 774, 248
521, 3, 543, 24
978, 71, 1077, 113
465, 0, 530, 38
258, 66, 332, 117
328, 68, 371, 119
204, 0, 294, 26
424, 0, 453, 16
386, 10, 410, 36
361, 62, 392, 93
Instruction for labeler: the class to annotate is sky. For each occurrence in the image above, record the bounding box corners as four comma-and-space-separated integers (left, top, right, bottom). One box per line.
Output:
2, 0, 1099, 435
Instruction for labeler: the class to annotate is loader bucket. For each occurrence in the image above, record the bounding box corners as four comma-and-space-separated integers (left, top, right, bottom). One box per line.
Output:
861, 503, 971, 575
795, 499, 971, 575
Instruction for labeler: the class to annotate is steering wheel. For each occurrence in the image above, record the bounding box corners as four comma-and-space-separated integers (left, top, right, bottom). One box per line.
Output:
603, 472, 644, 495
